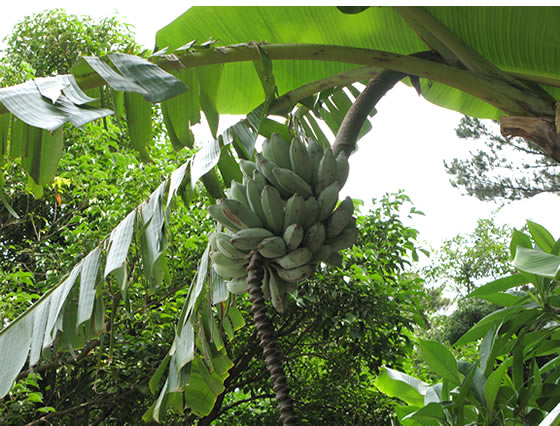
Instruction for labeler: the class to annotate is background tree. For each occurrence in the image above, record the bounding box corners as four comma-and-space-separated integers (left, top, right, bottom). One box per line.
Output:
0, 9, 138, 83
445, 116, 560, 201
422, 217, 513, 297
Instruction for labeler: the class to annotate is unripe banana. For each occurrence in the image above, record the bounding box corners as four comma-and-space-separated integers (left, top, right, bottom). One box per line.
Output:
262, 265, 271, 299
269, 133, 292, 170
335, 151, 350, 188
212, 261, 248, 279
220, 198, 263, 229
273, 263, 314, 283
216, 237, 248, 259
283, 193, 305, 231
209, 232, 229, 251
307, 138, 324, 192
266, 265, 288, 313
245, 178, 267, 224
258, 236, 287, 259
284, 281, 298, 294
227, 180, 249, 207
317, 181, 340, 221
211, 251, 247, 269
226, 276, 249, 294
255, 153, 290, 197
252, 169, 267, 190
239, 159, 257, 177
324, 251, 343, 267
327, 225, 358, 252
326, 196, 354, 238
261, 138, 277, 166
317, 147, 337, 194
310, 244, 332, 263
302, 222, 326, 254
261, 185, 284, 234
272, 167, 313, 199
208, 204, 242, 232
283, 223, 304, 251
231, 228, 274, 251
274, 247, 312, 269
289, 137, 312, 184
302, 196, 319, 230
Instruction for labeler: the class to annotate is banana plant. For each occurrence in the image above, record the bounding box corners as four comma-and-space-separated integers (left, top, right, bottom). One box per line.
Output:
374, 221, 560, 425
1, 5, 560, 423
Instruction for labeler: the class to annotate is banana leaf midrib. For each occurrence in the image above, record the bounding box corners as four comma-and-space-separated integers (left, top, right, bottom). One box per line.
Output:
1, 43, 557, 119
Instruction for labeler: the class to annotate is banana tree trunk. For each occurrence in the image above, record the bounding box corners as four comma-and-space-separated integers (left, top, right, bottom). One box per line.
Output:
246, 251, 298, 425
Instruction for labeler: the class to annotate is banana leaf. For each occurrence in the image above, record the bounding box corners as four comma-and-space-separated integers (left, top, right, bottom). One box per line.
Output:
155, 6, 560, 120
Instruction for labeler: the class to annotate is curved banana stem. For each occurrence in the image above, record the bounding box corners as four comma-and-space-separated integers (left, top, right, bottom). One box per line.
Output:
333, 69, 406, 158
246, 251, 298, 425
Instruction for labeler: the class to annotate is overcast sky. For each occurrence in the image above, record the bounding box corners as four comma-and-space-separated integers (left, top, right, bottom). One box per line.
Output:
2, 3, 560, 250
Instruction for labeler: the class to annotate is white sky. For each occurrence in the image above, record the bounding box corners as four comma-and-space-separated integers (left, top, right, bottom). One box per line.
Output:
2, 3, 560, 250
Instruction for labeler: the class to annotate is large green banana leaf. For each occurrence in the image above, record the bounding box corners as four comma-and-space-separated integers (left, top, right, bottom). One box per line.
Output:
155, 6, 560, 120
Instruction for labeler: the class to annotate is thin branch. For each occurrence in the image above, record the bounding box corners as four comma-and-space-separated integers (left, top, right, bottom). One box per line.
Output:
219, 393, 276, 415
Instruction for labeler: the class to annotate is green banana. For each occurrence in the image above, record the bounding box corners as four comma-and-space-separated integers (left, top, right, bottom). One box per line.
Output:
245, 178, 267, 224
283, 223, 304, 251
326, 196, 354, 238
216, 237, 248, 259
302, 196, 319, 230
317, 147, 337, 193
302, 222, 326, 254
274, 247, 312, 269
267, 266, 288, 313
269, 133, 292, 170
262, 265, 271, 299
283, 193, 305, 231
310, 244, 332, 263
307, 137, 324, 192
212, 260, 248, 279
273, 263, 314, 283
253, 169, 267, 190
258, 236, 287, 259
231, 228, 274, 251
271, 167, 313, 199
335, 151, 350, 188
208, 204, 242, 232
317, 181, 340, 221
239, 159, 257, 177
327, 225, 358, 252
227, 180, 249, 207
220, 198, 263, 229
209, 231, 230, 251
211, 251, 247, 269
289, 137, 312, 184
261, 185, 284, 234
255, 153, 289, 197
226, 276, 249, 294
324, 252, 343, 267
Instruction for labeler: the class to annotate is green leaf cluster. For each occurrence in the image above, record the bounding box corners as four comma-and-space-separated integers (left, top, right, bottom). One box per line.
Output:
376, 221, 560, 425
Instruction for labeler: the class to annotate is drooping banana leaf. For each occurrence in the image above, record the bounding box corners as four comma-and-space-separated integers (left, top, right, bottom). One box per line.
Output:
0, 54, 186, 191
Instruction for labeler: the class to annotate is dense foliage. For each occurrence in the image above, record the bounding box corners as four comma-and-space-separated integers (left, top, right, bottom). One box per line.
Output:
0, 9, 138, 84
376, 222, 560, 425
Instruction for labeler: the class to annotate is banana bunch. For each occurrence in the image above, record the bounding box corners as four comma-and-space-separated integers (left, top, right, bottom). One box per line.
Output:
208, 133, 358, 312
